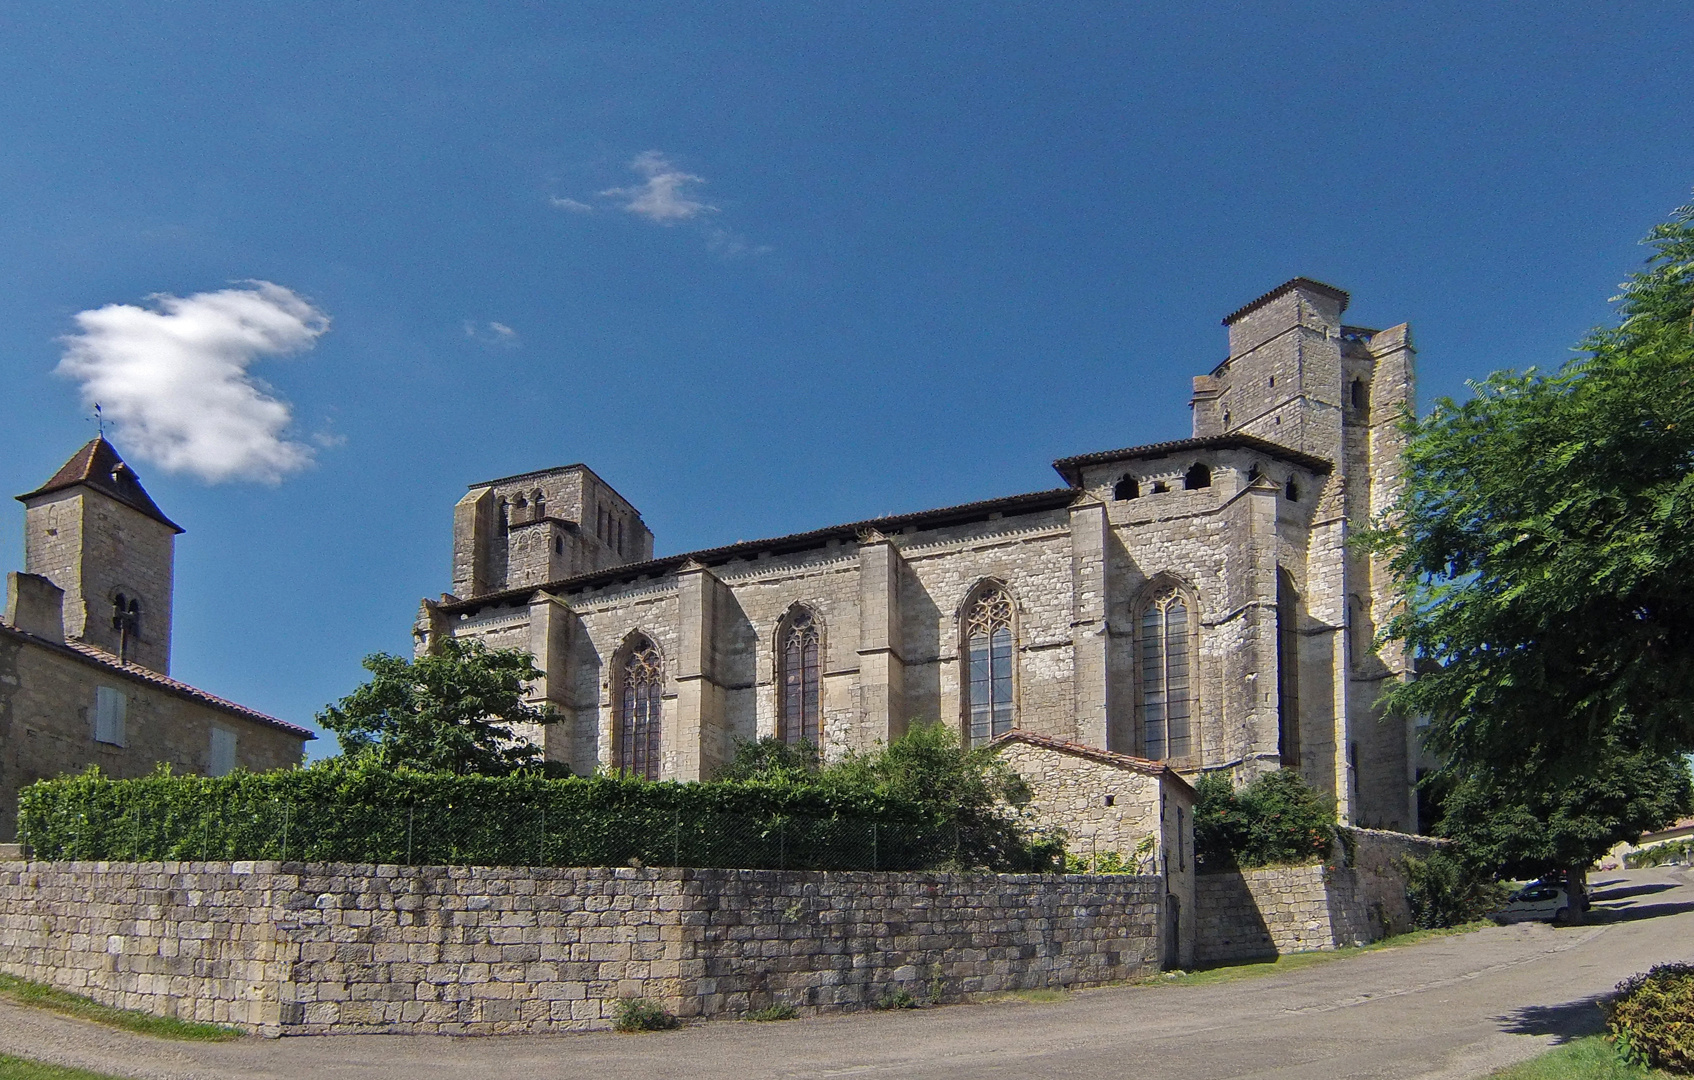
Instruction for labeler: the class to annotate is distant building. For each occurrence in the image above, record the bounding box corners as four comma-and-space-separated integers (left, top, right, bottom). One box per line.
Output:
418, 278, 1419, 832
1, 438, 313, 840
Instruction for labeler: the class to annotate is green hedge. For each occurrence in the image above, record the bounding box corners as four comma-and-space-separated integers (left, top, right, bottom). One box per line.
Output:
1606, 963, 1694, 1074
1193, 769, 1338, 871
16, 762, 1058, 873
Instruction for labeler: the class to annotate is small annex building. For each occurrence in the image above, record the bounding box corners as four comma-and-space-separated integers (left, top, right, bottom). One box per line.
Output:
991, 729, 1196, 967
0, 439, 314, 840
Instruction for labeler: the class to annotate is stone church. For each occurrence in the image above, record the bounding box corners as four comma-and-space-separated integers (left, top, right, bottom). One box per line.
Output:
417, 277, 1417, 830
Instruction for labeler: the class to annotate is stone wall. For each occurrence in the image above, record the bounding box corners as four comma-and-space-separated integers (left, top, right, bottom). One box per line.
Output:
1192, 828, 1441, 963
0, 860, 1164, 1036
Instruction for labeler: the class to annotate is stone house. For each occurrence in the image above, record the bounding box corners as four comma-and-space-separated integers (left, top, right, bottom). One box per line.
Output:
418, 278, 1418, 838
0, 439, 314, 839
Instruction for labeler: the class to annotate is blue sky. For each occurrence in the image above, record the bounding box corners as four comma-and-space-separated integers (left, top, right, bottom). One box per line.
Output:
2, 3, 1690, 750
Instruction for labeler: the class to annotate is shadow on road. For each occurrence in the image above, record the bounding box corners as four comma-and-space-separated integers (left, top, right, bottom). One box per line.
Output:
1495, 995, 1607, 1044
1589, 882, 1677, 902
1588, 900, 1694, 924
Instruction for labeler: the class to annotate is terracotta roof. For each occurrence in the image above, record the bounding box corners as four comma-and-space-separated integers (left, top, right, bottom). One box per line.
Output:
988, 730, 1196, 793
1221, 277, 1350, 326
439, 488, 1080, 614
1050, 434, 1333, 484
15, 438, 183, 533
0, 620, 314, 740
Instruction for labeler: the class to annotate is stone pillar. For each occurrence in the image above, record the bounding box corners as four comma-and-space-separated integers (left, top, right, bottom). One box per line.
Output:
452, 487, 495, 598
1245, 476, 1285, 781
527, 594, 577, 768
855, 529, 907, 746
673, 561, 728, 780
1068, 497, 1110, 748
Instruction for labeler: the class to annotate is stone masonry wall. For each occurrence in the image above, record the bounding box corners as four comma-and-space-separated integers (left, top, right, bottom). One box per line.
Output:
0, 860, 1163, 1036
1192, 827, 1440, 963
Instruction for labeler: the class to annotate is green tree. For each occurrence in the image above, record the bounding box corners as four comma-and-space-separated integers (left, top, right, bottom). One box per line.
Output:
1360, 198, 1694, 778
316, 637, 559, 776
1193, 769, 1336, 870
1434, 744, 1692, 917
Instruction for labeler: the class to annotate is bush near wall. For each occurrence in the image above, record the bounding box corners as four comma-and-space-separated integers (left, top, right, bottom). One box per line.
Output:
1625, 837, 1693, 869
16, 760, 1062, 872
1193, 770, 1337, 871
1605, 963, 1694, 1074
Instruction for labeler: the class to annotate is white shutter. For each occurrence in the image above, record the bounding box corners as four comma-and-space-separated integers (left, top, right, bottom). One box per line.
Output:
94, 686, 126, 746
209, 728, 238, 777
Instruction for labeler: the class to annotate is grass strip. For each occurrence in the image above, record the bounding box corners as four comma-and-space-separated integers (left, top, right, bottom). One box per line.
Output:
0, 974, 242, 1041
0, 1054, 135, 1080
1489, 1035, 1673, 1079
1141, 922, 1493, 989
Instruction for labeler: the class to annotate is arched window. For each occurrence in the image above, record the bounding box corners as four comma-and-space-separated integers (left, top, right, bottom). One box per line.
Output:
1277, 570, 1301, 767
963, 584, 1015, 747
1350, 378, 1367, 411
532, 490, 546, 519
1113, 475, 1139, 501
617, 637, 664, 780
1139, 589, 1194, 760
111, 593, 140, 644
1184, 462, 1211, 490
778, 608, 822, 746
1285, 477, 1299, 501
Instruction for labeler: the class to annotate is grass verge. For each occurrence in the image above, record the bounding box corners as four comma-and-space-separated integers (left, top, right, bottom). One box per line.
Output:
1489, 1035, 1674, 1079
0, 1054, 135, 1080
0, 974, 242, 1041
1141, 922, 1493, 989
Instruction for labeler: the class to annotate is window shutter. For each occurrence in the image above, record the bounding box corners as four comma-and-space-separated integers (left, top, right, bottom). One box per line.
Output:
209, 728, 238, 777
94, 686, 126, 746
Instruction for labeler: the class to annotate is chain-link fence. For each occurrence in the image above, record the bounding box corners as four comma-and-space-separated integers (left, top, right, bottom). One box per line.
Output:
18, 795, 1031, 872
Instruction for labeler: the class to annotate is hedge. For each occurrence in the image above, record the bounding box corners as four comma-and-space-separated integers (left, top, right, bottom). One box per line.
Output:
16, 762, 1059, 873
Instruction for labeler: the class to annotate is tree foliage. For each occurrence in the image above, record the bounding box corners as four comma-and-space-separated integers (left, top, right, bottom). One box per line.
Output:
1434, 743, 1692, 884
1360, 198, 1694, 777
315, 637, 559, 776
1193, 769, 1337, 871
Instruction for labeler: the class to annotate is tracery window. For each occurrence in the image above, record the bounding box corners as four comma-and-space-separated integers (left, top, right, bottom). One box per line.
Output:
778, 608, 822, 746
1139, 590, 1194, 760
617, 637, 664, 780
963, 584, 1015, 747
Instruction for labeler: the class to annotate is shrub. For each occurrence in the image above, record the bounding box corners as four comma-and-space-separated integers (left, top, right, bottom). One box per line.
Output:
1605, 963, 1694, 1073
16, 724, 1062, 873
1194, 769, 1337, 870
1625, 837, 1693, 869
874, 988, 920, 1010
744, 1003, 799, 1021
1402, 850, 1509, 929
612, 997, 679, 1032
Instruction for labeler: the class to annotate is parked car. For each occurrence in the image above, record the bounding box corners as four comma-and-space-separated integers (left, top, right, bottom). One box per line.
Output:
1493, 883, 1573, 925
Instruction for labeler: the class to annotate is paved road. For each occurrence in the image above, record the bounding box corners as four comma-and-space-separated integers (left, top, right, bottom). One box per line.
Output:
3, 866, 1691, 1080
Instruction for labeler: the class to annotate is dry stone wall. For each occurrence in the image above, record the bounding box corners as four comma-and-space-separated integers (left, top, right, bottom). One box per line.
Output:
0, 860, 1163, 1036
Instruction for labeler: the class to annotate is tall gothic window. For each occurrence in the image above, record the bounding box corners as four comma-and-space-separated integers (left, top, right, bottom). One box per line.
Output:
1140, 589, 1194, 760
617, 637, 664, 780
963, 584, 1015, 747
778, 608, 821, 746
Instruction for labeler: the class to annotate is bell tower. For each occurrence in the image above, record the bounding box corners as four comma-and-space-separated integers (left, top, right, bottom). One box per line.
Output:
15, 438, 182, 674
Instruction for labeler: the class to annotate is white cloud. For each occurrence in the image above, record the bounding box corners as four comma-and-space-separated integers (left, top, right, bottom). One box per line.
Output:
600, 151, 716, 223
57, 282, 329, 484
549, 196, 593, 213
463, 320, 521, 348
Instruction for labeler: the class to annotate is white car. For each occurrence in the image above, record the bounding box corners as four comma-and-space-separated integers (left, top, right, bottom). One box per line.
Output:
1494, 883, 1574, 925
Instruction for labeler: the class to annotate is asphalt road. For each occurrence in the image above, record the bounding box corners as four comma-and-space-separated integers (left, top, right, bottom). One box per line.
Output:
3, 865, 1691, 1080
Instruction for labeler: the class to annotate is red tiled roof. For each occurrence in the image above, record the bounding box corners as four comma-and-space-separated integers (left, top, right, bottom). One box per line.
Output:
0, 620, 314, 740
15, 438, 183, 533
988, 730, 1195, 793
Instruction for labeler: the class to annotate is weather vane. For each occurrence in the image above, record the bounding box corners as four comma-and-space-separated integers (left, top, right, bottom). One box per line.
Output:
93, 403, 105, 436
